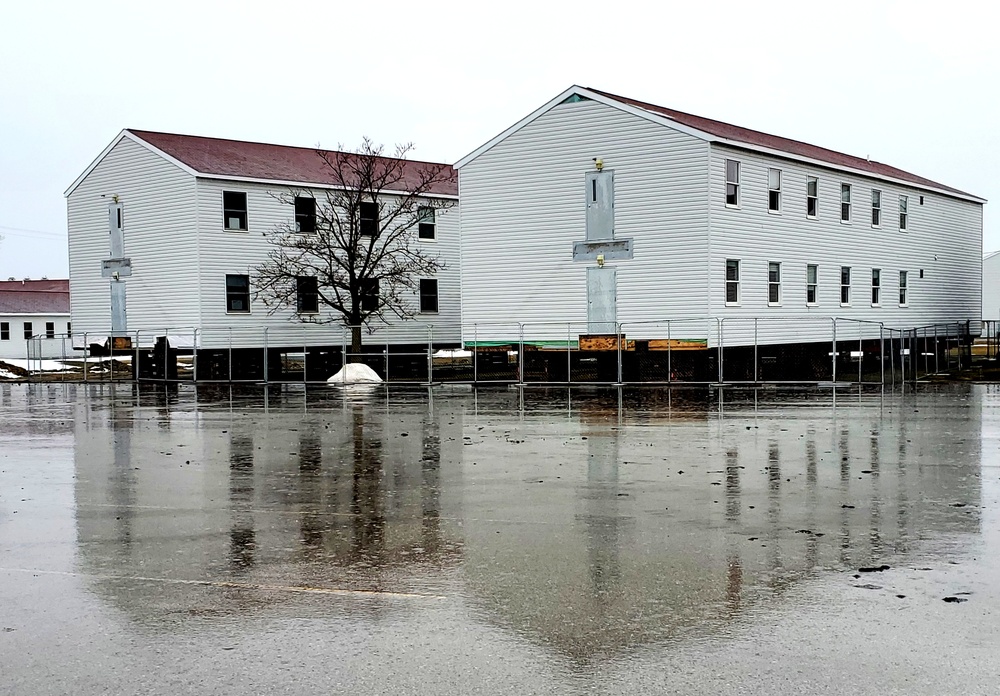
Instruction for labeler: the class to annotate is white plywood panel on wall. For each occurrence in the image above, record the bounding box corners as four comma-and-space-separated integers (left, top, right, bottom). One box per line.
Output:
459, 99, 711, 344
707, 144, 983, 346
67, 136, 199, 337
194, 179, 461, 348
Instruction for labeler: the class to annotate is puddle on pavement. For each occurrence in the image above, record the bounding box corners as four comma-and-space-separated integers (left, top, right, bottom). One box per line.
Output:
1, 381, 998, 677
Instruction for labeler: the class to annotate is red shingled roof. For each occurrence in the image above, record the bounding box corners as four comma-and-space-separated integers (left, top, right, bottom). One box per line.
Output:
588, 88, 977, 200
127, 130, 458, 196
0, 280, 70, 314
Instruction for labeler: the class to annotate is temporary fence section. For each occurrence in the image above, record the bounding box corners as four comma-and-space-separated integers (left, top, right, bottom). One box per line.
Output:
22, 319, 979, 386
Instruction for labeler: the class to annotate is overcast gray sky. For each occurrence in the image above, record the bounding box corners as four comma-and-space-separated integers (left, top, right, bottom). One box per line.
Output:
1, 0, 997, 280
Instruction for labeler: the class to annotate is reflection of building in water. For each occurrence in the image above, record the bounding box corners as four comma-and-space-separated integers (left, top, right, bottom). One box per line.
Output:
460, 387, 983, 664
73, 391, 464, 623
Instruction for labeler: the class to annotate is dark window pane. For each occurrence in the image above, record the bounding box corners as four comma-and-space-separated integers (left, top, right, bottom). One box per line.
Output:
226, 274, 250, 313
807, 197, 817, 217
419, 279, 438, 313
223, 192, 248, 230
769, 191, 780, 211
361, 279, 379, 312
296, 276, 319, 313
0, 322, 8, 340
45, 322, 55, 339
359, 202, 378, 236
23, 322, 32, 339
294, 197, 316, 233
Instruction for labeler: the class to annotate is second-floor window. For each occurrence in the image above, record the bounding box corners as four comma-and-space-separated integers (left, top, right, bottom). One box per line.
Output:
294, 197, 316, 233
899, 270, 908, 305
768, 169, 781, 212
899, 195, 908, 230
871, 268, 881, 305
418, 207, 436, 240
359, 201, 378, 237
806, 177, 818, 218
725, 160, 740, 206
223, 191, 248, 231
45, 322, 55, 339
841, 184, 851, 222
361, 279, 379, 311
419, 278, 439, 313
23, 322, 33, 339
871, 190, 882, 227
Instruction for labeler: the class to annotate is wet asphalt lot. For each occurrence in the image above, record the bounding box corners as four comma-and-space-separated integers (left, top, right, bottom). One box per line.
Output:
1, 382, 1000, 694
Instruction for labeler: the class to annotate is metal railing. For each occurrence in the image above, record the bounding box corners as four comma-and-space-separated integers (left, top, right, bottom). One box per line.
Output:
19, 318, 978, 386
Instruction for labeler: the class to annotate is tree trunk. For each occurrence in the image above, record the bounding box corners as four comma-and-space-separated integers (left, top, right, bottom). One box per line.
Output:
351, 325, 362, 361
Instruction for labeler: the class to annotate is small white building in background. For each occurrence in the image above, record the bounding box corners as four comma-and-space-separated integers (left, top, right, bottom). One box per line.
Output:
0, 279, 71, 361
456, 86, 985, 349
65, 130, 460, 352
983, 251, 1000, 330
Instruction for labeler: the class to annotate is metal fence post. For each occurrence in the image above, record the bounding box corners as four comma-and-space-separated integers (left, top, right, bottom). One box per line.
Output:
83, 332, 88, 383
566, 323, 572, 385
263, 328, 269, 384
164, 328, 171, 382
857, 323, 862, 384
831, 318, 837, 383
518, 323, 525, 386
426, 325, 434, 386
667, 320, 672, 384
192, 329, 199, 384
616, 321, 623, 385
473, 323, 478, 384
754, 318, 759, 383
303, 339, 308, 385
717, 318, 724, 384
879, 324, 885, 385
228, 328, 233, 382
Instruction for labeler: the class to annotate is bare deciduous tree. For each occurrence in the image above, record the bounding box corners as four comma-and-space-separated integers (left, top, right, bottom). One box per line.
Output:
254, 138, 455, 357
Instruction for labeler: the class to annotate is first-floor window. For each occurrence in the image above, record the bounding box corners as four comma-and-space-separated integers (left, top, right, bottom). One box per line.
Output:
871, 268, 881, 305
806, 264, 818, 304
23, 322, 33, 339
840, 266, 851, 305
67, 322, 72, 337
768, 262, 781, 304
899, 195, 908, 230
871, 189, 882, 227
0, 322, 8, 340
419, 278, 439, 313
726, 259, 740, 304
361, 279, 379, 312
45, 322, 55, 339
899, 270, 908, 305
226, 274, 250, 313
296, 276, 319, 314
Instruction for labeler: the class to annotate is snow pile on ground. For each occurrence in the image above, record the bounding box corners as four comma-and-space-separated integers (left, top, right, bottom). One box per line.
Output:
0, 368, 18, 380
327, 363, 383, 384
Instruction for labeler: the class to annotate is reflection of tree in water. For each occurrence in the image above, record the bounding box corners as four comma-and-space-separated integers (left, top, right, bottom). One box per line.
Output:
228, 432, 255, 572
351, 407, 385, 565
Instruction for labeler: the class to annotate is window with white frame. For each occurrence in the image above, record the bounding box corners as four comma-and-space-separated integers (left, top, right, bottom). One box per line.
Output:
23, 322, 32, 339
807, 177, 818, 218
726, 259, 740, 304
226, 274, 250, 313
768, 169, 781, 212
768, 262, 781, 304
806, 264, 818, 305
418, 207, 436, 240
725, 160, 740, 206
223, 191, 248, 231
841, 184, 851, 222
899, 270, 908, 305
871, 268, 881, 305
45, 322, 55, 339
419, 278, 439, 313
840, 266, 851, 305
899, 195, 908, 230
294, 196, 316, 233
871, 190, 882, 227
296, 276, 319, 314
0, 322, 8, 341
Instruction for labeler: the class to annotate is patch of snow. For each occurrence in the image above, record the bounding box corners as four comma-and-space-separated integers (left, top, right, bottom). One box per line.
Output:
0, 368, 17, 380
327, 363, 383, 384
433, 349, 472, 359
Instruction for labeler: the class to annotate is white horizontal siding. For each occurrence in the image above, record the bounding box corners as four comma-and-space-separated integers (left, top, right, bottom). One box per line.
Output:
983, 252, 1000, 326
459, 99, 711, 344
67, 136, 199, 338
194, 179, 460, 349
0, 314, 73, 360
708, 144, 983, 346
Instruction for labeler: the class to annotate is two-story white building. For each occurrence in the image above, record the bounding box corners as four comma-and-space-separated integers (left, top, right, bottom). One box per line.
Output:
456, 86, 985, 377
66, 130, 460, 379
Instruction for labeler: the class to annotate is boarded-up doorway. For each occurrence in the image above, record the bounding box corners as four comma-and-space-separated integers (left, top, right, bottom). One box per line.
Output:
587, 267, 617, 334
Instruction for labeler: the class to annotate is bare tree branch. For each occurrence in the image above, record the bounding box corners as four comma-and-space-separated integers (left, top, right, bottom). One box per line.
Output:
254, 139, 455, 356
